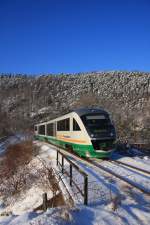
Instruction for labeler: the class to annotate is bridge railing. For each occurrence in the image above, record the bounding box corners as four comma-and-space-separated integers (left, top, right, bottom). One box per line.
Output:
56, 149, 88, 205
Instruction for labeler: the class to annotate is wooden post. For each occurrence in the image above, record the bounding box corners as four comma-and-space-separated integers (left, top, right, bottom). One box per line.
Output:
42, 193, 47, 211
84, 176, 88, 205
70, 164, 72, 186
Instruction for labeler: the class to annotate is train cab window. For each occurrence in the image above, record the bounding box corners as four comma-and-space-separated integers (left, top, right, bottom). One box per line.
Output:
39, 125, 45, 135
57, 118, 70, 131
81, 114, 112, 134
73, 118, 81, 131
47, 123, 54, 136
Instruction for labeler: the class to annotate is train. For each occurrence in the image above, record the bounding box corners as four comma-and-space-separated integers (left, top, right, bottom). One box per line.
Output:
34, 108, 116, 158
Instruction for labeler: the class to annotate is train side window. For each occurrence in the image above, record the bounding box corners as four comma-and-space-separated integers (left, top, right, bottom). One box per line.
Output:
57, 120, 64, 131
34, 126, 37, 131
73, 118, 81, 131
57, 118, 70, 131
39, 125, 45, 135
47, 123, 54, 136
65, 118, 70, 131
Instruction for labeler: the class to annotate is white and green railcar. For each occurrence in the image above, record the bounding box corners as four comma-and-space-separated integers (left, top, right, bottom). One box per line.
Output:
34, 108, 116, 158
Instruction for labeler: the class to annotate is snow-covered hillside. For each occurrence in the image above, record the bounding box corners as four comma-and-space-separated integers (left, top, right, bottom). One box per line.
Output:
0, 72, 150, 143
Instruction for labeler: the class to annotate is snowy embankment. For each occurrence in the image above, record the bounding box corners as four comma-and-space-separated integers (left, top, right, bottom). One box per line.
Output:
0, 139, 57, 222
0, 140, 150, 225
40, 142, 150, 225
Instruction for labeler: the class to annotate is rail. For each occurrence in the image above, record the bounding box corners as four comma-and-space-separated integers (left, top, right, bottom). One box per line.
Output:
90, 158, 150, 195
56, 149, 88, 205
110, 160, 150, 175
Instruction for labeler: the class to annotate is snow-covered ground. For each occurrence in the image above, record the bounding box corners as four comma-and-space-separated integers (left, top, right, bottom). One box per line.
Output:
0, 140, 150, 225
112, 152, 150, 172
1, 204, 145, 225
0, 159, 54, 216
93, 160, 150, 193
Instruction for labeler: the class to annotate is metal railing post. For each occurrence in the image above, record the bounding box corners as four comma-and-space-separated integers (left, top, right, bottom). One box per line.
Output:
84, 176, 88, 205
62, 156, 64, 174
56, 151, 59, 166
70, 164, 72, 186
55, 149, 88, 205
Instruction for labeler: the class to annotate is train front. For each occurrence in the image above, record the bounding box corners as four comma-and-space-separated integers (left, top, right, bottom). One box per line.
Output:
80, 108, 116, 158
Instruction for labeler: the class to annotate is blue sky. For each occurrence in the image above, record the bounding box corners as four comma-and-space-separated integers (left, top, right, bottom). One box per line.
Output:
0, 0, 150, 74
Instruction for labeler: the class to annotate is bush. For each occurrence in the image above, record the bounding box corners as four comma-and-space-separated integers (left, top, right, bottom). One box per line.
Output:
0, 141, 39, 199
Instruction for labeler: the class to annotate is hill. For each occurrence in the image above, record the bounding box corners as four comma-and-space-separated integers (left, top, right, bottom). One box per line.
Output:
0, 71, 149, 144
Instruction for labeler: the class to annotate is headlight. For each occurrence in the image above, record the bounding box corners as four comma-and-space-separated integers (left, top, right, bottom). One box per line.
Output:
86, 151, 91, 157
90, 134, 94, 138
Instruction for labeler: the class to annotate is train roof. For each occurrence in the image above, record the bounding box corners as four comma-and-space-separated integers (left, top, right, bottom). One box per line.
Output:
35, 107, 109, 126
73, 107, 108, 116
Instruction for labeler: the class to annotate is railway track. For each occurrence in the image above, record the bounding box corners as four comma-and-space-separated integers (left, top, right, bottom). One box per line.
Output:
90, 158, 150, 194
37, 141, 150, 195
0, 136, 8, 144
109, 159, 150, 175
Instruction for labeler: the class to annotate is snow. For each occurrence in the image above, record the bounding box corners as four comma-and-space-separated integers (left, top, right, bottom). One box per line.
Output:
112, 152, 150, 172
34, 142, 150, 224
97, 161, 150, 193
5, 186, 53, 215
134, 156, 150, 166
1, 201, 150, 225
30, 106, 52, 118
0, 140, 150, 225
0, 156, 54, 216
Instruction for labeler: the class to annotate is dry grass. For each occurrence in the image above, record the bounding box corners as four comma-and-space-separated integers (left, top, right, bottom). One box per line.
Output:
110, 195, 122, 211
0, 141, 40, 200
0, 141, 38, 179
34, 192, 65, 211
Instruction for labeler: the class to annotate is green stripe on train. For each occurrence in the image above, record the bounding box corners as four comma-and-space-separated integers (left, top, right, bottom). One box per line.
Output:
35, 134, 112, 158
